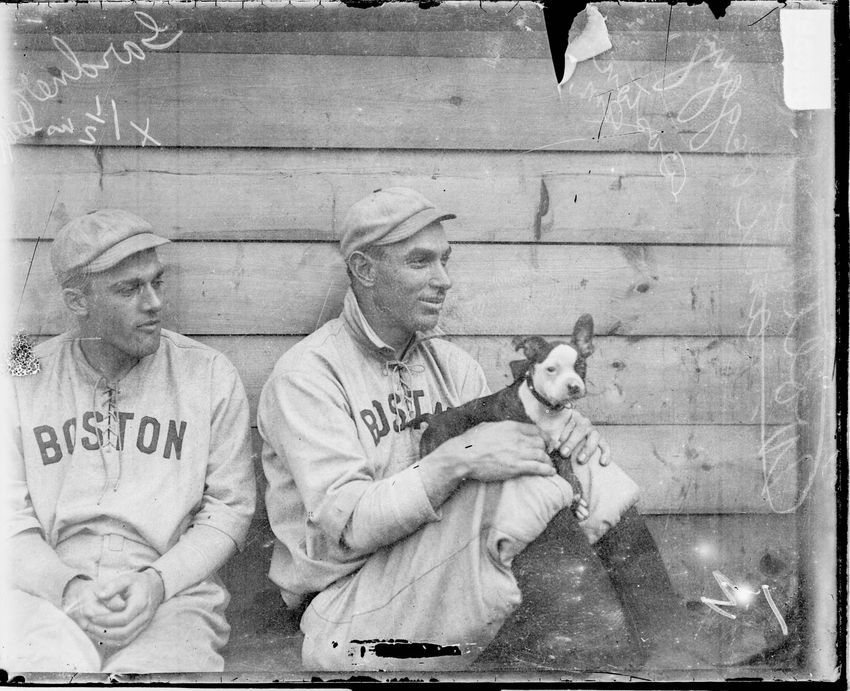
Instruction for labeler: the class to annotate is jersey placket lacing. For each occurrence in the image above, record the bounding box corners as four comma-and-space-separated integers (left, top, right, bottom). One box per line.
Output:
383, 359, 425, 426
93, 376, 123, 502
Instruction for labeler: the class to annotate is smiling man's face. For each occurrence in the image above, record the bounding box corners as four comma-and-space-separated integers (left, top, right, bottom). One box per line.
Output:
82, 248, 166, 361
369, 222, 453, 346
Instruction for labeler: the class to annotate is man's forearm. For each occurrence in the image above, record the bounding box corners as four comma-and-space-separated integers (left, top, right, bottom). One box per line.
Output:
8, 529, 89, 609
149, 524, 237, 599
341, 461, 445, 554
415, 444, 469, 510
342, 446, 469, 554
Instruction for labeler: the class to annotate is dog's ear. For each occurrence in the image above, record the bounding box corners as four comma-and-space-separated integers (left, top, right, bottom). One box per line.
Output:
511, 335, 551, 363
509, 358, 532, 381
572, 313, 595, 358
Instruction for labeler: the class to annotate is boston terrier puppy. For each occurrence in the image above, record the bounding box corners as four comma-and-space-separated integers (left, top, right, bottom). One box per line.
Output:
415, 314, 595, 518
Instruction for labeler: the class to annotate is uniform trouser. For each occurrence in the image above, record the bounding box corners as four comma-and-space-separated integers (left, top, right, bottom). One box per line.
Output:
301, 460, 640, 671
2, 533, 230, 674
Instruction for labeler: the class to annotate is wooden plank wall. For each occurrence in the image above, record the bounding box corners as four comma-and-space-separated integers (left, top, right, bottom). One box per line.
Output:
7, 2, 806, 615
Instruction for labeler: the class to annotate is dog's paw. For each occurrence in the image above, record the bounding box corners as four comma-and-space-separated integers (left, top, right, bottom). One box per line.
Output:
571, 496, 589, 521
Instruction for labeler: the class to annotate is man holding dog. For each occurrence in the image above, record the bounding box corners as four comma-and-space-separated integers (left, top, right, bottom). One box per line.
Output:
259, 188, 736, 671
3, 210, 255, 672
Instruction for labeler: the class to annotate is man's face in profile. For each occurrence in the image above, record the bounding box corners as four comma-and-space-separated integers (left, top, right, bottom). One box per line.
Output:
83, 248, 166, 360
370, 222, 453, 339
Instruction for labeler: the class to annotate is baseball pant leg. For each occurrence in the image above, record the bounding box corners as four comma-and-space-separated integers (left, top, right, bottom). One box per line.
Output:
56, 533, 230, 674
301, 473, 573, 671
0, 589, 101, 673
570, 459, 640, 544
102, 578, 230, 673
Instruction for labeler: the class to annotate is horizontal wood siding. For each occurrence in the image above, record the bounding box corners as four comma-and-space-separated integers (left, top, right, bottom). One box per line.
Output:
10, 52, 794, 153
8, 1, 810, 639
12, 147, 796, 244
13, 241, 796, 336
14, 30, 785, 62
199, 334, 795, 426
10, 2, 786, 36
244, 425, 794, 515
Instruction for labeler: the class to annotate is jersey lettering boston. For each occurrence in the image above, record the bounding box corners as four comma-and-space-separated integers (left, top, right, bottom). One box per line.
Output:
359, 391, 448, 446
33, 413, 188, 465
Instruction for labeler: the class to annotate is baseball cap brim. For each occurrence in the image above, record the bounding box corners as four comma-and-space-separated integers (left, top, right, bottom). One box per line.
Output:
374, 208, 457, 248
87, 233, 171, 274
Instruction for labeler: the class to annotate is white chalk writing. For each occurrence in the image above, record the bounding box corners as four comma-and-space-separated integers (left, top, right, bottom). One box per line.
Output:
568, 61, 686, 199
701, 570, 788, 636
7, 92, 160, 151
734, 147, 836, 513
566, 39, 747, 200
1, 11, 180, 161
657, 41, 745, 154
129, 118, 161, 148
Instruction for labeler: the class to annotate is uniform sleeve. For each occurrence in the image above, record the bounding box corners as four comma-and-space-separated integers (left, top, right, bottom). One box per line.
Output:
459, 355, 491, 400
259, 367, 439, 559
343, 350, 491, 551
2, 378, 87, 608
151, 355, 256, 596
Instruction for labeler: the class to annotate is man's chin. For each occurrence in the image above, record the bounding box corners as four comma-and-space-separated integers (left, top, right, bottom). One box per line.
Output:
414, 314, 441, 333
132, 332, 162, 358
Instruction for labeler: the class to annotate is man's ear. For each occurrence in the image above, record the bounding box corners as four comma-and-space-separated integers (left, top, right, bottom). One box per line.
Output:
62, 287, 90, 318
572, 313, 595, 358
347, 251, 377, 288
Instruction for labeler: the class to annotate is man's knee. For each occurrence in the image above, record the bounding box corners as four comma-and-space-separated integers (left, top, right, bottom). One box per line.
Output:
486, 474, 574, 563
104, 637, 224, 674
103, 584, 229, 673
1, 589, 101, 672
573, 460, 640, 544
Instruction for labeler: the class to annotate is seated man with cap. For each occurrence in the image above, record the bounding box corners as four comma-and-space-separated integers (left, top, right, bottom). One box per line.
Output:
3, 209, 255, 673
259, 188, 714, 671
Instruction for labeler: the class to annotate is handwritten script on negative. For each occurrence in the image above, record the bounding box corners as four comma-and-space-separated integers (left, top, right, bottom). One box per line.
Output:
2, 12, 182, 162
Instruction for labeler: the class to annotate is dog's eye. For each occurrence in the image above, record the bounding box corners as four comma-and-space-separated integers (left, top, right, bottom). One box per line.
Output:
546, 366, 556, 373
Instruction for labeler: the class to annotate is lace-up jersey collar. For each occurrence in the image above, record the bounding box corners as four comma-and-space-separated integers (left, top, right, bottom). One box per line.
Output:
341, 288, 442, 363
341, 288, 441, 424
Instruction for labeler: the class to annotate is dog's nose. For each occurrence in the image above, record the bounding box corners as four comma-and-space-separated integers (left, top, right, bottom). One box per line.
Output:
568, 383, 583, 397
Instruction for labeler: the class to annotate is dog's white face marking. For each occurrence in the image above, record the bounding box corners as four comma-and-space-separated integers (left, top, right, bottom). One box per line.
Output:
534, 343, 586, 404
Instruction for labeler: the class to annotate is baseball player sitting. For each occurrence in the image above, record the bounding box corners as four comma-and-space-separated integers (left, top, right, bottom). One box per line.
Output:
2, 210, 256, 673
258, 188, 725, 671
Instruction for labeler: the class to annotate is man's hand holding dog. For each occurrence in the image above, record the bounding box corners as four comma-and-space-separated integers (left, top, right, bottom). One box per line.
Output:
418, 421, 555, 508
558, 409, 611, 467
451, 421, 555, 482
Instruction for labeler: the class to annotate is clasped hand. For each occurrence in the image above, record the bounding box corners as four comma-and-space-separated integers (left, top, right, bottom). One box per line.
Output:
63, 569, 165, 648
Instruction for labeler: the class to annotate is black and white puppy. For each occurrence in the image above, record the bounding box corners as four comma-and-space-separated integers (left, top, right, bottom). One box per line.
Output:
415, 314, 595, 518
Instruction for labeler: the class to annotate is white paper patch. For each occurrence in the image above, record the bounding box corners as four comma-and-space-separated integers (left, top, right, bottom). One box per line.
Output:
780, 8, 833, 110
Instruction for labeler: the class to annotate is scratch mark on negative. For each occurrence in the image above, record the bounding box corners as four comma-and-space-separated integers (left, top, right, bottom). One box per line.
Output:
748, 3, 784, 27
516, 137, 595, 156
315, 283, 334, 331
593, 74, 650, 98
662, 3, 673, 92
596, 91, 612, 141
17, 189, 60, 321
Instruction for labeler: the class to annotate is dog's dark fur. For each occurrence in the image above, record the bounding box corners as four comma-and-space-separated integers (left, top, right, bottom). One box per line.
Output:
413, 315, 595, 514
